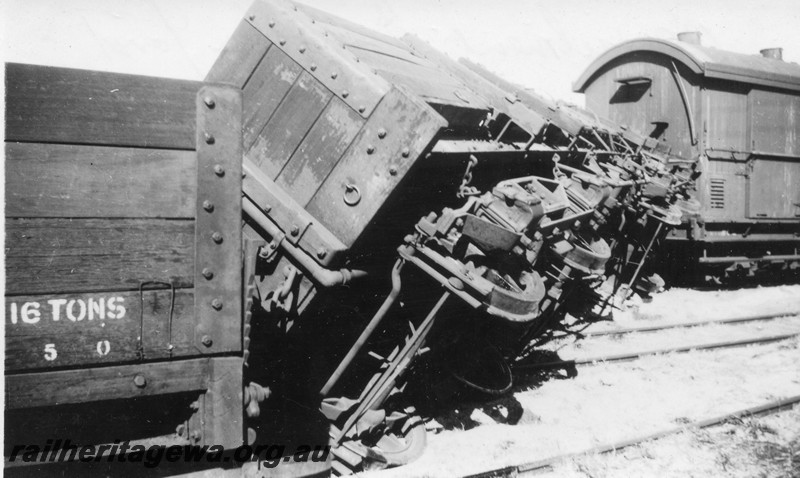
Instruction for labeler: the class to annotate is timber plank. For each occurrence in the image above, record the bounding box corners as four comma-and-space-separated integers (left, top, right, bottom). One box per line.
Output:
242, 47, 303, 149
5, 63, 199, 149
5, 358, 211, 409
306, 87, 446, 246
294, 2, 412, 54
206, 21, 272, 88
5, 218, 194, 295
276, 98, 364, 205
5, 142, 196, 218
248, 71, 332, 178
5, 289, 195, 371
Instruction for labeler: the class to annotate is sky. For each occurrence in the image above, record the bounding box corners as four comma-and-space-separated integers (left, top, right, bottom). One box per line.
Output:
3, 0, 800, 105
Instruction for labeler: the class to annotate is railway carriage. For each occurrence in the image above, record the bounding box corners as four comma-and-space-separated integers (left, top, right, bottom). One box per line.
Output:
574, 33, 800, 282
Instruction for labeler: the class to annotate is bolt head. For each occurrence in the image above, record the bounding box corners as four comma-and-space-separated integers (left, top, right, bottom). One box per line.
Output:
203, 96, 215, 109
366, 146, 375, 154
211, 299, 223, 311
249, 15, 256, 21
213, 165, 225, 177
401, 147, 411, 158
331, 72, 338, 79
279, 39, 286, 46
133, 375, 147, 388
310, 64, 317, 71
202, 200, 214, 212
358, 106, 366, 113
299, 46, 306, 53
316, 248, 327, 259
377, 128, 387, 139
201, 335, 213, 346
202, 268, 214, 280
204, 132, 215, 145
211, 232, 223, 244
290, 224, 300, 236
389, 167, 398, 176
268, 20, 275, 27
342, 90, 349, 98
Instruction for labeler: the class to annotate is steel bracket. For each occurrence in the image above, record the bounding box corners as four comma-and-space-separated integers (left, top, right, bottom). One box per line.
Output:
243, 158, 348, 266
194, 85, 243, 354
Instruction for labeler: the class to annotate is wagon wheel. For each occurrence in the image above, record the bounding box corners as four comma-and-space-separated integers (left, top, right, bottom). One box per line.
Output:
446, 341, 513, 396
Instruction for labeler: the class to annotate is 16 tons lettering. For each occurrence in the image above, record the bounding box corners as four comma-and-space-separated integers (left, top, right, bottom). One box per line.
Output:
7, 296, 126, 324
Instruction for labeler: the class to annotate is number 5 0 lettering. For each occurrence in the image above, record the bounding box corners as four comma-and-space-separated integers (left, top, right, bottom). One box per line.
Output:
97, 340, 111, 356
44, 343, 57, 361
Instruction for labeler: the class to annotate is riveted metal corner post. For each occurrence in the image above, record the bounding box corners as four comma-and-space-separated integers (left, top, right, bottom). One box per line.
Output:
194, 86, 244, 354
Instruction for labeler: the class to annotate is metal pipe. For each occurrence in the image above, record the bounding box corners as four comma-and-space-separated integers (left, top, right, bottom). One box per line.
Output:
319, 259, 404, 397
243, 198, 367, 288
335, 291, 451, 443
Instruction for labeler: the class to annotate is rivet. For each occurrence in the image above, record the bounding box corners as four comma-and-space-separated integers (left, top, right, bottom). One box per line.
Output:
212, 232, 223, 244
213, 165, 225, 177
202, 268, 214, 280
342, 90, 349, 98
358, 106, 366, 113
366, 145, 375, 154
211, 299, 223, 311
203, 96, 215, 109
264, 205, 272, 213
389, 167, 398, 176
204, 133, 215, 145
249, 15, 256, 21
310, 64, 317, 71
203, 200, 214, 212
401, 147, 410, 158
290, 225, 300, 236
316, 248, 327, 259
201, 335, 213, 347
299, 46, 306, 53
331, 72, 338, 79
268, 20, 275, 27
279, 39, 286, 46
377, 128, 387, 139
133, 375, 147, 388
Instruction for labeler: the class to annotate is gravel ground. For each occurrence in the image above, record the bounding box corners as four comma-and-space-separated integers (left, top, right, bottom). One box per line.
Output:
549, 406, 800, 478
363, 284, 800, 478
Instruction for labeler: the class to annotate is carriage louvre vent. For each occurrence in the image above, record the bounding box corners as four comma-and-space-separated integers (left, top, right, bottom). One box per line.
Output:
709, 178, 726, 209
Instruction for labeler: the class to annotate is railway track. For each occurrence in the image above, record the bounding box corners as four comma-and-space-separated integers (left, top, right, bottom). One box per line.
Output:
580, 310, 800, 337
463, 394, 800, 477
358, 305, 800, 478
516, 311, 800, 371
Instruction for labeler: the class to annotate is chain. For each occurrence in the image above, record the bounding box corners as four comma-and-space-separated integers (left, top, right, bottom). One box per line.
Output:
457, 155, 480, 198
